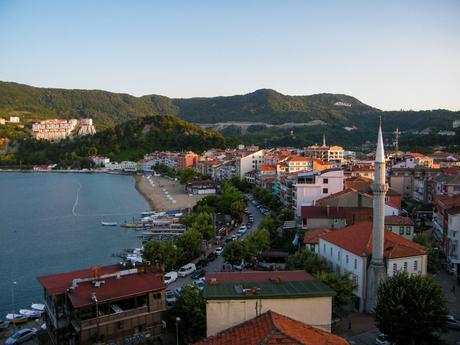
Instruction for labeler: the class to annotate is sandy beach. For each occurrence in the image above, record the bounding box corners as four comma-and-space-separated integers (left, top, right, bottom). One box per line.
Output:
134, 175, 206, 212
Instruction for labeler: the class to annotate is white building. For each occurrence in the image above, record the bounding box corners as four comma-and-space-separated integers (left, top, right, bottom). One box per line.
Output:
384, 215, 415, 240
90, 156, 110, 167
9, 116, 20, 123
105, 161, 137, 172
236, 149, 265, 178
293, 169, 344, 218
319, 221, 427, 311
447, 210, 460, 274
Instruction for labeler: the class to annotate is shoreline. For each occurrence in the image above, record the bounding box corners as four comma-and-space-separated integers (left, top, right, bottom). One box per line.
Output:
0, 168, 133, 175
134, 174, 156, 211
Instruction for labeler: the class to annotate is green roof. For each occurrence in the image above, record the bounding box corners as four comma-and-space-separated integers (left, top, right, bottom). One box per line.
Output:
203, 280, 336, 300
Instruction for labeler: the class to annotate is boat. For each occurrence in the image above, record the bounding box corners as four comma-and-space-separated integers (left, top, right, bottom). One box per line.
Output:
5, 313, 28, 324
19, 309, 43, 318
101, 221, 118, 226
31, 303, 45, 312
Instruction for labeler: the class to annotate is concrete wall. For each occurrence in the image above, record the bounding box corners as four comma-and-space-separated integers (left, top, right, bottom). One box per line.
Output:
206, 296, 333, 337
387, 255, 427, 276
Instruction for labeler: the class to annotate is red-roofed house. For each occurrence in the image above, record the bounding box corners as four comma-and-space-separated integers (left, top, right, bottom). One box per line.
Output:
303, 228, 332, 253
194, 310, 349, 345
37, 264, 166, 345
384, 215, 415, 240
318, 221, 427, 311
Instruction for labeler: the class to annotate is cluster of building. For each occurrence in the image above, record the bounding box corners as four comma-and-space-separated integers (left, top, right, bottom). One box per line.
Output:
32, 118, 96, 141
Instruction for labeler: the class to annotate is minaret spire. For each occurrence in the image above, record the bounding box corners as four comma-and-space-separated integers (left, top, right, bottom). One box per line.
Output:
322, 133, 326, 147
365, 122, 389, 312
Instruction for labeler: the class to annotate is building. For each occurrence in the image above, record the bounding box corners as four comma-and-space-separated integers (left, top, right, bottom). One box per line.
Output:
433, 195, 460, 252
384, 216, 415, 240
304, 142, 344, 163
9, 116, 20, 123
301, 206, 373, 229
90, 156, 110, 167
236, 149, 265, 178
0, 117, 5, 125
37, 264, 166, 345
32, 118, 96, 141
318, 221, 427, 311
390, 168, 414, 199
344, 164, 375, 180
203, 271, 335, 337
194, 310, 349, 345
447, 209, 460, 274
303, 228, 332, 253
105, 161, 137, 172
185, 180, 217, 195
293, 169, 344, 218
276, 156, 331, 175
315, 188, 400, 216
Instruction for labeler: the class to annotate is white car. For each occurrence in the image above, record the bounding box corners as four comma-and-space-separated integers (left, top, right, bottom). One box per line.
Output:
178, 263, 196, 277
239, 225, 247, 232
375, 333, 391, 345
215, 247, 224, 255
164, 271, 178, 285
165, 289, 177, 306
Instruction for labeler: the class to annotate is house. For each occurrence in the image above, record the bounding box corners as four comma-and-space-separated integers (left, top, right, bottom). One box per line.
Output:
236, 149, 265, 178
344, 164, 375, 180
447, 208, 460, 275
384, 215, 415, 240
301, 206, 373, 229
434, 195, 460, 253
318, 221, 427, 311
203, 271, 335, 336
304, 144, 344, 163
90, 156, 110, 167
194, 311, 349, 345
276, 156, 332, 175
303, 228, 331, 253
390, 168, 414, 199
293, 169, 344, 218
315, 189, 399, 216
9, 116, 20, 123
186, 180, 217, 195
105, 161, 137, 172
0, 117, 5, 125
344, 176, 402, 209
433, 173, 460, 197
37, 264, 166, 345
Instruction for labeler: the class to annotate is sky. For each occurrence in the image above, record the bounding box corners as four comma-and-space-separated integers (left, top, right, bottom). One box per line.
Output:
0, 0, 459, 111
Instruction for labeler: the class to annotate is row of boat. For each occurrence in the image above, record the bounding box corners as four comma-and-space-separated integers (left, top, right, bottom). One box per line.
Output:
4, 303, 45, 324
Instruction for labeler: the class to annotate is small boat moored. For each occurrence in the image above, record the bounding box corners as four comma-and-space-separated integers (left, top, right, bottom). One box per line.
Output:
19, 309, 43, 318
6, 313, 29, 324
31, 303, 45, 312
101, 221, 118, 226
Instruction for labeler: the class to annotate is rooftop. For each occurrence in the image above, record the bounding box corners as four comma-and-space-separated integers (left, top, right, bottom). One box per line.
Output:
320, 221, 427, 259
304, 228, 332, 245
204, 271, 335, 300
384, 215, 414, 226
194, 310, 349, 345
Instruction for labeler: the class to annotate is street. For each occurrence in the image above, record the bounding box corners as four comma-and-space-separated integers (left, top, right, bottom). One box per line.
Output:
167, 198, 265, 292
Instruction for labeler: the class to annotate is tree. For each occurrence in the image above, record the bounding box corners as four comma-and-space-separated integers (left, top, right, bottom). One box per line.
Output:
176, 228, 202, 263
230, 200, 245, 222
143, 240, 178, 272
190, 211, 215, 240
316, 271, 355, 308
245, 227, 270, 257
285, 250, 330, 275
222, 240, 248, 265
172, 286, 206, 343
413, 233, 445, 273
374, 272, 448, 345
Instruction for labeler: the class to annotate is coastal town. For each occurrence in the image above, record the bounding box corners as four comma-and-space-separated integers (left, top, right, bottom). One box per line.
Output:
2, 125, 460, 345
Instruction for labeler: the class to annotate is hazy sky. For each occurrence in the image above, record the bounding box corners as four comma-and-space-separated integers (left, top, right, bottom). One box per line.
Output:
0, 0, 459, 110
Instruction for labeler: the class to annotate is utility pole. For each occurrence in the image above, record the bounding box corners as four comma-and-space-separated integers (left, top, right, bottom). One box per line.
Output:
176, 317, 181, 345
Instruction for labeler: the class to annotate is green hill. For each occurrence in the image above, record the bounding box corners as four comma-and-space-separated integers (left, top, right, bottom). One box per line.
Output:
0, 81, 458, 149
11, 115, 226, 166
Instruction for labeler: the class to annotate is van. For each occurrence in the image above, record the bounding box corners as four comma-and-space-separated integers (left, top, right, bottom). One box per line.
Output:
178, 263, 196, 277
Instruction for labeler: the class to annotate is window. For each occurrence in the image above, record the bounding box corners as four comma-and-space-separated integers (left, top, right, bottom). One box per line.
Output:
393, 263, 397, 274
330, 247, 333, 256
399, 226, 404, 235
406, 227, 411, 235
323, 188, 329, 194
354, 258, 357, 269
414, 260, 418, 271
337, 251, 340, 260
346, 255, 349, 264
323, 244, 326, 253
323, 178, 329, 184
403, 262, 408, 271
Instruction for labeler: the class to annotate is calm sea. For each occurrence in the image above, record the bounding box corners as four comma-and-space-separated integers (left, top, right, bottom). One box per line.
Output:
0, 172, 149, 316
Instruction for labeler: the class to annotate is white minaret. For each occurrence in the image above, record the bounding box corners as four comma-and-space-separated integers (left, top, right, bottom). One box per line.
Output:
365, 123, 388, 313
322, 133, 326, 147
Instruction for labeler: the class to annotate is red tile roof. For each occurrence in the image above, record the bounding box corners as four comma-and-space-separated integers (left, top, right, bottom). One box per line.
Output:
320, 221, 427, 259
304, 228, 331, 245
205, 271, 314, 284
288, 156, 311, 162
37, 265, 121, 295
259, 165, 277, 172
68, 271, 164, 308
384, 216, 414, 226
194, 310, 349, 345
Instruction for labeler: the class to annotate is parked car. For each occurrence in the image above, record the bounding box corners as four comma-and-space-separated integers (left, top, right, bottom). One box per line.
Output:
5, 328, 37, 345
231, 235, 238, 241
207, 251, 217, 261
215, 246, 224, 255
196, 259, 208, 269
191, 268, 206, 280
246, 223, 252, 229
178, 263, 196, 277
375, 333, 391, 345
448, 315, 460, 329
164, 271, 178, 285
165, 289, 177, 306
193, 278, 206, 290
239, 225, 247, 231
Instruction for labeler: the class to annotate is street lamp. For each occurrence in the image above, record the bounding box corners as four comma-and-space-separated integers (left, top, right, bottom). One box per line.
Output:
176, 316, 181, 345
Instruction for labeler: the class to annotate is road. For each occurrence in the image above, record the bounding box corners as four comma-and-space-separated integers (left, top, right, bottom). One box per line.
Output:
167, 196, 265, 293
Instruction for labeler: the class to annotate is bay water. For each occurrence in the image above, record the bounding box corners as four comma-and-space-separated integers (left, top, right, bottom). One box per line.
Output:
0, 172, 148, 316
